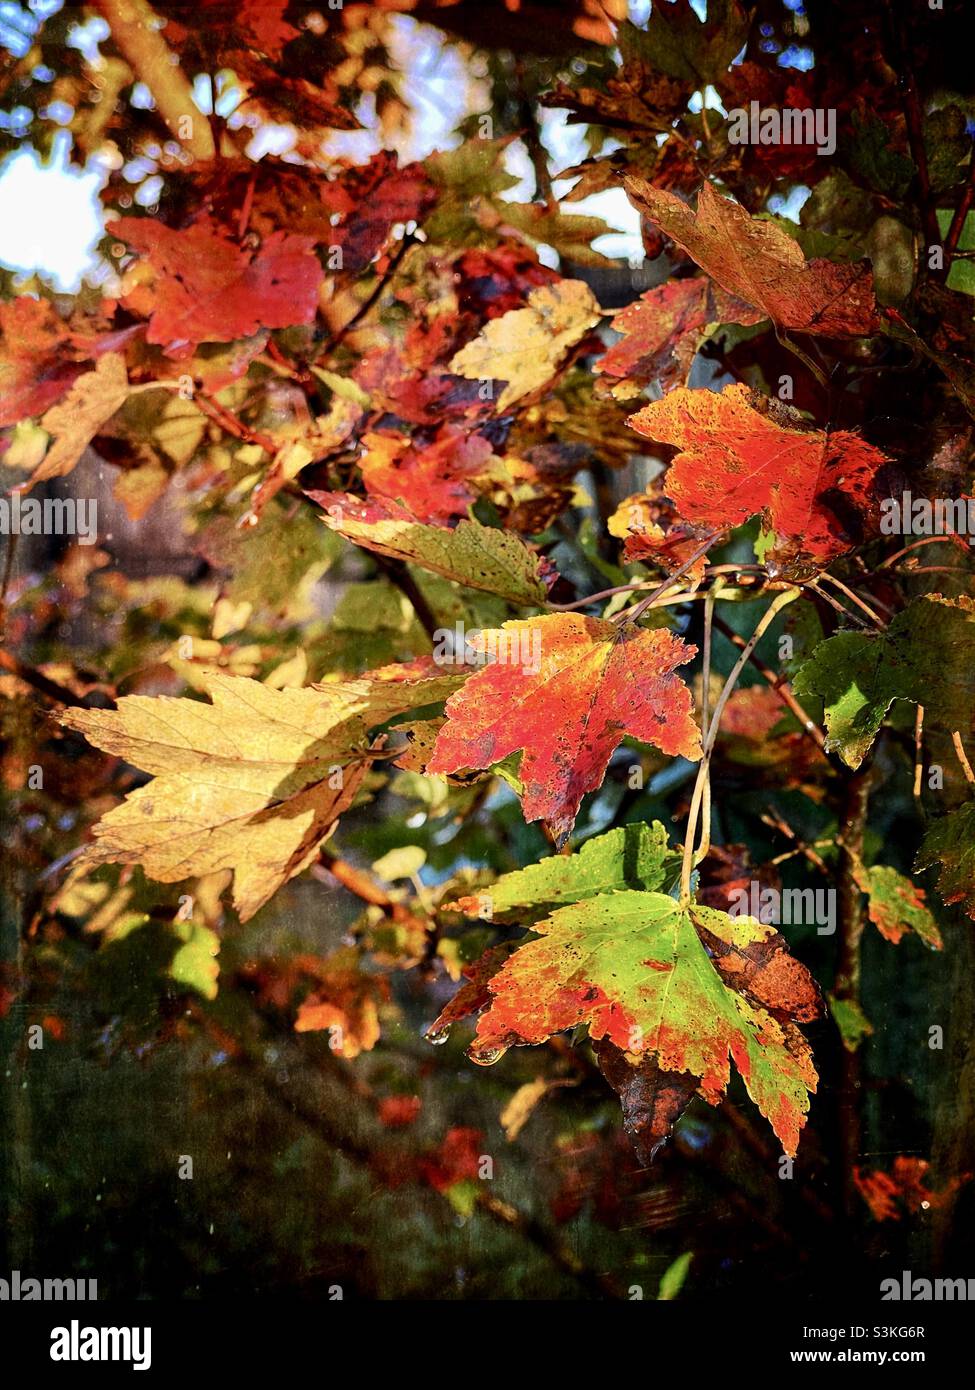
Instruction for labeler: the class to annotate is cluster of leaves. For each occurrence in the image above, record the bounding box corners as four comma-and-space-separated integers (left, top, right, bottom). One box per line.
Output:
3, 0, 975, 1255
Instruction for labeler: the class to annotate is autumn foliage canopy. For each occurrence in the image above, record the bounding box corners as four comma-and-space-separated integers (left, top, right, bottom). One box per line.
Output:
3, 0, 975, 1299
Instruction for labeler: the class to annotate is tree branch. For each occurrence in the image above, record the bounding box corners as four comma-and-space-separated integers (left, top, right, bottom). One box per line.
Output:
94, 0, 215, 161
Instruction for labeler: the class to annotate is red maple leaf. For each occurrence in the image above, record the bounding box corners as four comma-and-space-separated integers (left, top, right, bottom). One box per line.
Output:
428, 614, 701, 845
110, 218, 323, 356
597, 276, 762, 396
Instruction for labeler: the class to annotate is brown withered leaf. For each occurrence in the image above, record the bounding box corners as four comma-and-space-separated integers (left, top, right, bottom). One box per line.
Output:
594, 1039, 698, 1166
624, 179, 880, 337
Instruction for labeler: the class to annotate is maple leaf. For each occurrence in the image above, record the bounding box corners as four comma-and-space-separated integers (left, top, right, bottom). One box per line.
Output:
596, 277, 762, 398
358, 426, 493, 523
619, 3, 752, 86
608, 489, 712, 578
496, 204, 616, 268
419, 1127, 484, 1196
449, 821, 683, 921
460, 891, 817, 1155
629, 383, 887, 565
541, 66, 688, 137
0, 297, 84, 426
317, 152, 436, 272
427, 615, 700, 846
794, 595, 975, 768
448, 280, 602, 411
61, 665, 468, 921
593, 1040, 699, 1165
693, 909, 823, 1023
850, 858, 942, 949
854, 1156, 971, 1222
166, 0, 298, 61
310, 493, 551, 607
916, 802, 975, 921
110, 218, 323, 356
28, 353, 129, 486
294, 946, 389, 1058
624, 179, 880, 337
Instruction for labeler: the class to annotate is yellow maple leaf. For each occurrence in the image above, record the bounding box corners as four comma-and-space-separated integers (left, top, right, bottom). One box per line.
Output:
62, 666, 467, 921
448, 279, 602, 411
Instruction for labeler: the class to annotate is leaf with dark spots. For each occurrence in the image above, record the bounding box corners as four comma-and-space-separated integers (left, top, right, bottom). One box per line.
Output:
449, 890, 817, 1155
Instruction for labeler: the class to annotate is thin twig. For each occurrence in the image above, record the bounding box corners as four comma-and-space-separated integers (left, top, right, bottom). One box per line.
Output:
680, 590, 799, 904
819, 573, 885, 628
317, 234, 417, 360
614, 535, 717, 624
0, 650, 109, 709
879, 534, 967, 568
941, 138, 975, 274
194, 392, 279, 454
951, 730, 975, 785
712, 615, 826, 752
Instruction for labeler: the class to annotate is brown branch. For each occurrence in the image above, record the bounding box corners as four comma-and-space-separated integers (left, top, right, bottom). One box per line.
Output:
317, 234, 417, 360
881, 0, 940, 267
834, 766, 876, 1219
373, 554, 440, 642
942, 140, 975, 273
93, 0, 215, 161
515, 59, 557, 214
0, 650, 109, 710
194, 392, 279, 454
189, 999, 624, 1298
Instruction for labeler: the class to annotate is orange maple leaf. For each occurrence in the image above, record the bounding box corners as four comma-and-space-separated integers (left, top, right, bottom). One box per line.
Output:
427, 614, 701, 845
358, 426, 492, 523
629, 384, 887, 565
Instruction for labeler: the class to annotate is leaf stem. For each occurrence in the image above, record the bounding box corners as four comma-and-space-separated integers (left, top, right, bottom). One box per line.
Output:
679, 589, 798, 906
711, 614, 826, 752
951, 730, 975, 785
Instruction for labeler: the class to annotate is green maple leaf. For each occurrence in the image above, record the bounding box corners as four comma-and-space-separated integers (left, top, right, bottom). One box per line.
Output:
619, 3, 752, 86
851, 858, 942, 949
793, 595, 975, 768
312, 494, 550, 607
462, 890, 818, 1156
916, 802, 975, 921
450, 821, 683, 922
